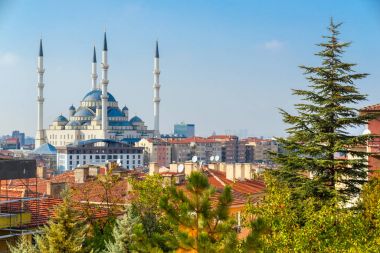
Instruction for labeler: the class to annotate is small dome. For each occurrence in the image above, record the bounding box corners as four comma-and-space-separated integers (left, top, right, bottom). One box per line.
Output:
82, 89, 116, 102
108, 108, 124, 117
74, 107, 95, 117
122, 106, 128, 111
69, 105, 76, 110
130, 116, 143, 123
33, 143, 57, 155
66, 121, 81, 126
54, 115, 68, 122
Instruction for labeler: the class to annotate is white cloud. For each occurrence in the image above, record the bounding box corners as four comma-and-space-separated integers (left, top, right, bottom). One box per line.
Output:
264, 40, 284, 50
0, 52, 19, 66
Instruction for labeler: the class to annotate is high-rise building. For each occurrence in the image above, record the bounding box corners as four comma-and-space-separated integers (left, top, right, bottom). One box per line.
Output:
174, 123, 195, 137
12, 130, 25, 146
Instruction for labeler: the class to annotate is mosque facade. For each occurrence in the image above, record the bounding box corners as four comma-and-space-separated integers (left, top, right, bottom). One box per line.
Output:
35, 33, 161, 148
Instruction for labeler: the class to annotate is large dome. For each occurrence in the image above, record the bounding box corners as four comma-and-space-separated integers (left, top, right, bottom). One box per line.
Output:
82, 89, 116, 102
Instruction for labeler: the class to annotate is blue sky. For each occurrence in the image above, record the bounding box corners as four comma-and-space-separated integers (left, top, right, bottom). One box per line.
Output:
0, 0, 379, 137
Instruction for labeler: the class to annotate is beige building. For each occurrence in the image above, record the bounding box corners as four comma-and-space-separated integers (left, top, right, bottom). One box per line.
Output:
136, 138, 171, 167
169, 137, 222, 163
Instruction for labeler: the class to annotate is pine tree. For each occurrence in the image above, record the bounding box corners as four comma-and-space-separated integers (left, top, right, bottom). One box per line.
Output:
35, 189, 86, 253
273, 19, 371, 200
159, 171, 238, 252
104, 206, 140, 253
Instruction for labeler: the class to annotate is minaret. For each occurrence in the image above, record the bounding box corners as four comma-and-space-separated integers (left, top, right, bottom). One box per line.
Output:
35, 39, 46, 148
153, 41, 161, 137
91, 46, 98, 90
101, 32, 109, 135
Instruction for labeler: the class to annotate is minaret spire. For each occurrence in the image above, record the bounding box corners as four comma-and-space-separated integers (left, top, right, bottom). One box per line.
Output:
153, 40, 161, 137
39, 39, 43, 57
91, 46, 98, 90
35, 38, 46, 148
155, 40, 159, 58
101, 32, 109, 135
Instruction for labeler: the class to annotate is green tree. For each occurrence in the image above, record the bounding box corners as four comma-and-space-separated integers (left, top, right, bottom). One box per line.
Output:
243, 173, 379, 252
8, 235, 38, 253
159, 171, 238, 252
128, 174, 176, 251
273, 19, 371, 200
35, 189, 86, 253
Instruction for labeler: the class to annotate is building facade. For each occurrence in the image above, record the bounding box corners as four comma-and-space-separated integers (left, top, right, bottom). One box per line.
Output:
35, 34, 161, 148
244, 138, 279, 162
56, 139, 143, 171
170, 137, 222, 163
136, 138, 171, 167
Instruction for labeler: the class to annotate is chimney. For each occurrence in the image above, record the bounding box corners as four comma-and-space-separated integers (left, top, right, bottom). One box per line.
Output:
219, 163, 226, 172
226, 163, 236, 181
235, 163, 244, 180
46, 182, 67, 198
74, 167, 89, 183
184, 162, 196, 176
149, 162, 160, 175
36, 166, 47, 179
89, 166, 99, 177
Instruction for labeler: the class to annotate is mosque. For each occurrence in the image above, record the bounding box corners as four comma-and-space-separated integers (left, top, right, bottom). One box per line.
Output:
35, 33, 161, 148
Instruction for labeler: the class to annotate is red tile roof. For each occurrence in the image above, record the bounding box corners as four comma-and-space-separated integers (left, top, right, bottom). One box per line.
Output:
361, 103, 380, 112
168, 136, 219, 144
206, 169, 265, 196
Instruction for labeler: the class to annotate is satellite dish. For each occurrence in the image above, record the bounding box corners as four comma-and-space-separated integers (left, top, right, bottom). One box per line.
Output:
363, 128, 371, 135
178, 164, 184, 173
210, 156, 215, 162
215, 155, 220, 162
192, 156, 198, 163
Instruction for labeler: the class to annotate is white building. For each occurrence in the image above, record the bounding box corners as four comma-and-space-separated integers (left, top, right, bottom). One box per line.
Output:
35, 33, 162, 148
56, 139, 143, 171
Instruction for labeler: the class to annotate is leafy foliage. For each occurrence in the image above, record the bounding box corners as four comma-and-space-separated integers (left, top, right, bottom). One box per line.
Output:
8, 235, 38, 253
243, 173, 380, 252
